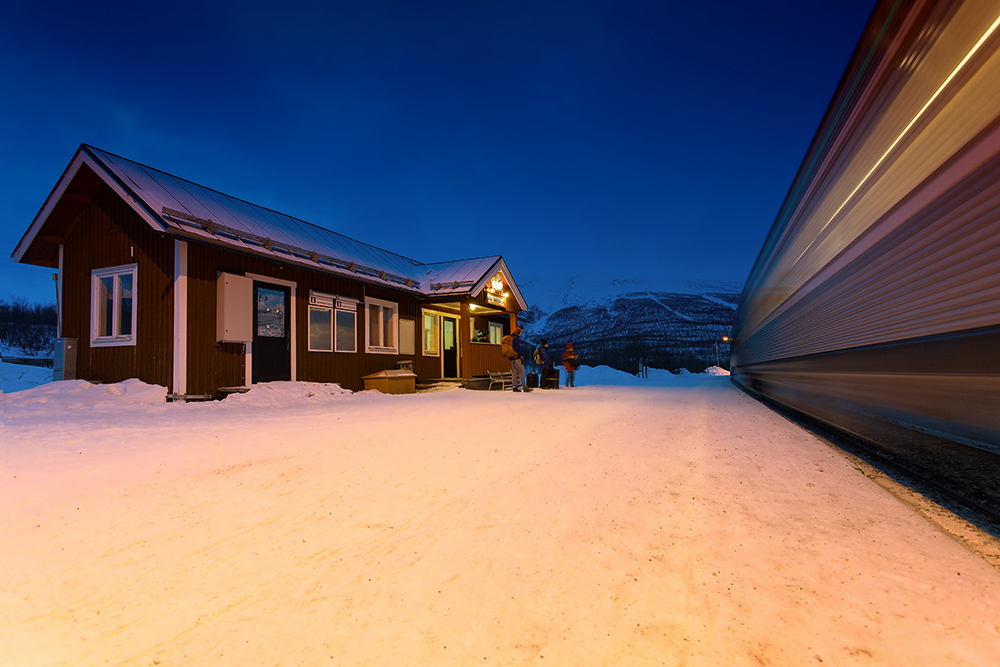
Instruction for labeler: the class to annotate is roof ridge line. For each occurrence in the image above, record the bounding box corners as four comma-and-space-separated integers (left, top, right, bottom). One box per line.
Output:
83, 144, 426, 267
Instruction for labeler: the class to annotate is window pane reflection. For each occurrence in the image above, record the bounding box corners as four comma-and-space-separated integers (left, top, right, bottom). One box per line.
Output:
257, 287, 286, 338
369, 305, 380, 347
98, 276, 114, 337
119, 273, 133, 336
424, 313, 438, 354
382, 308, 393, 348
309, 307, 332, 351
336, 310, 356, 352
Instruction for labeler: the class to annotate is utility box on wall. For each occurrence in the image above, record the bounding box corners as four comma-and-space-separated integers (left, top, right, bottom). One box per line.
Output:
217, 273, 252, 342
52, 337, 78, 381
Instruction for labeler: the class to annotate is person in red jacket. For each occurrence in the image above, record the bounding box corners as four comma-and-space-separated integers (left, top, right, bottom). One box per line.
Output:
562, 342, 578, 387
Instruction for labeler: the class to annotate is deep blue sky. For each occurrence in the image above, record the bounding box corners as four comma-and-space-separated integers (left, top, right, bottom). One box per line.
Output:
1, 0, 876, 304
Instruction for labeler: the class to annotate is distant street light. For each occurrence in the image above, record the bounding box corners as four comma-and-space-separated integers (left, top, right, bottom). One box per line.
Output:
715, 335, 730, 368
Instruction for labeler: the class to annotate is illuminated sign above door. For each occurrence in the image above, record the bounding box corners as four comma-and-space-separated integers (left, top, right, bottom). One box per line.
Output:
486, 272, 508, 307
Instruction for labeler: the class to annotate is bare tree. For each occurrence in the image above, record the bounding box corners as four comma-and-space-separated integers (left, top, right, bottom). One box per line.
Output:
0, 298, 57, 357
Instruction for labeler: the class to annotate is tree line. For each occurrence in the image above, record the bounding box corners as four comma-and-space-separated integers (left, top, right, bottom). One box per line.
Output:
0, 297, 57, 356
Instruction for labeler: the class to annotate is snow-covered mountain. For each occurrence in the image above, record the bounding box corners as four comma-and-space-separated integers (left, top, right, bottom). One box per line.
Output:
517, 275, 742, 374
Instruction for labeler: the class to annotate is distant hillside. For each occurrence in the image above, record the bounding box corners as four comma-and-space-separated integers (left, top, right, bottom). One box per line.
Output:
517, 277, 740, 374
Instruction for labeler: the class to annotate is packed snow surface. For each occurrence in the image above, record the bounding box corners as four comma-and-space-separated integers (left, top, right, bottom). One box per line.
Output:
4, 371, 1000, 666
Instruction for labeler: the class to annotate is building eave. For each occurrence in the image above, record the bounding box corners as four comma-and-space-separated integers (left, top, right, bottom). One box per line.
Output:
12, 145, 169, 265
468, 257, 527, 311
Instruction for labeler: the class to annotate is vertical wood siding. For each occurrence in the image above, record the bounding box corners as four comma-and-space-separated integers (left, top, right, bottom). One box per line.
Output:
409, 307, 509, 379
411, 303, 459, 380
468, 313, 507, 376
469, 342, 506, 377
186, 244, 435, 393
55, 174, 524, 394
61, 179, 173, 388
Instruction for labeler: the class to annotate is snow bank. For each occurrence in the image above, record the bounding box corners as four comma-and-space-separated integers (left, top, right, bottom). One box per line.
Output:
0, 360, 52, 394
3, 378, 167, 410
0, 365, 731, 398
4, 378, 167, 408
221, 381, 354, 407
570, 364, 730, 387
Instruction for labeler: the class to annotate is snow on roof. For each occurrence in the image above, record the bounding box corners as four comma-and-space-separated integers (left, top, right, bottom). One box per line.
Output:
422, 256, 500, 295
16, 145, 523, 301
86, 146, 426, 290
420, 256, 527, 310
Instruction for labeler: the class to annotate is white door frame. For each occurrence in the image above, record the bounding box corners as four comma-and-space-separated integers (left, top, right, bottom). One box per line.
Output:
245, 272, 297, 385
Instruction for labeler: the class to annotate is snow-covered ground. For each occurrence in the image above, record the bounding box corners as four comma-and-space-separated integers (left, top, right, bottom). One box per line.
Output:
4, 368, 1000, 666
0, 359, 53, 393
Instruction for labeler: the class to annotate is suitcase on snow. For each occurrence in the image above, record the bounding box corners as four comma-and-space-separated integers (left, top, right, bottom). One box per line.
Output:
527, 372, 539, 388
541, 369, 559, 389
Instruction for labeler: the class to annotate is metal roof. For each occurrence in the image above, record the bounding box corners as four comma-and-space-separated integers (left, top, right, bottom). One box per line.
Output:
86, 146, 425, 290
423, 256, 501, 293
15, 144, 526, 308
421, 256, 526, 310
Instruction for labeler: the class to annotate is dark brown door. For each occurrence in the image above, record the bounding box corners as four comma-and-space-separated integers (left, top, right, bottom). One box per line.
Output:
253, 282, 291, 383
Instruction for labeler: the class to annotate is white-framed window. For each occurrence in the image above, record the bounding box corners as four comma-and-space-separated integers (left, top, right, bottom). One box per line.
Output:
335, 308, 357, 353
365, 296, 398, 353
489, 322, 503, 344
309, 294, 358, 353
91, 264, 137, 347
422, 311, 439, 356
308, 305, 333, 352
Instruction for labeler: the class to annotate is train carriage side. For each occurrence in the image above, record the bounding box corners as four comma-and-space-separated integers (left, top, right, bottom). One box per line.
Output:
731, 0, 1000, 453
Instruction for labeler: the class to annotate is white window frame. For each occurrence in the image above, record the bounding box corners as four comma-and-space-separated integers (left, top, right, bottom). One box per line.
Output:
91, 263, 138, 347
422, 310, 440, 357
308, 304, 334, 352
334, 307, 357, 353
488, 322, 503, 345
309, 292, 358, 354
365, 296, 398, 354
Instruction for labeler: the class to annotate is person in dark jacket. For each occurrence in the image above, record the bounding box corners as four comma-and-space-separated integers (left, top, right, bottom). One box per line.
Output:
562, 342, 578, 387
537, 339, 555, 388
538, 339, 554, 369
512, 327, 530, 391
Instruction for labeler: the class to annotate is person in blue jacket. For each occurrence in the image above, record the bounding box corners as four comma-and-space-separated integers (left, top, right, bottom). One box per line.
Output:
537, 339, 555, 388
538, 339, 554, 369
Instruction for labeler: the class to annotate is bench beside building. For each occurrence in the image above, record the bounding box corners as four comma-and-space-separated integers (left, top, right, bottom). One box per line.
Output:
12, 144, 526, 397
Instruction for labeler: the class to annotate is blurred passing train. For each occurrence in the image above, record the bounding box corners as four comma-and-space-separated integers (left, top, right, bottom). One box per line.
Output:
731, 0, 1000, 459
